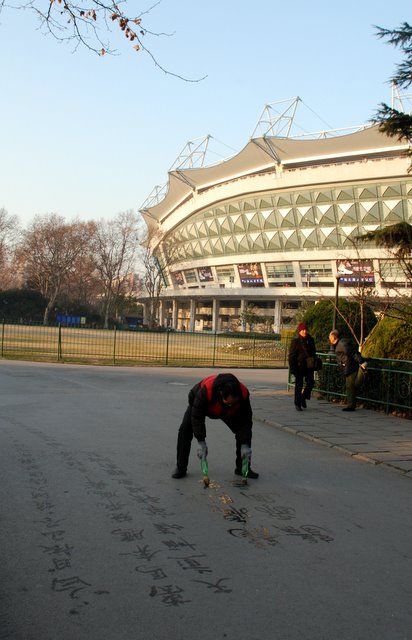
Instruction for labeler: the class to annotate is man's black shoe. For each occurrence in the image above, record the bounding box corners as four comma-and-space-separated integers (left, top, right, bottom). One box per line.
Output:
235, 468, 259, 479
342, 407, 355, 412
295, 404, 303, 411
301, 398, 307, 409
172, 467, 187, 479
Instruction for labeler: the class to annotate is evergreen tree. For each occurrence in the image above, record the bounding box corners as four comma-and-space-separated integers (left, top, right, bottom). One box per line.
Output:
373, 22, 412, 167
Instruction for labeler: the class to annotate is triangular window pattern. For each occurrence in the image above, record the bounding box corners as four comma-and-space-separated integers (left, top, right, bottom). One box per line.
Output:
358, 187, 378, 199
262, 211, 277, 229
207, 219, 220, 236
278, 208, 295, 227
242, 200, 256, 211
223, 236, 237, 254
301, 228, 319, 248
296, 206, 316, 225
219, 217, 232, 234
337, 203, 358, 223
359, 202, 381, 222
382, 200, 404, 222
336, 189, 354, 201
192, 242, 203, 257
315, 191, 332, 203
212, 238, 224, 255
319, 227, 340, 247
248, 212, 264, 231
281, 229, 300, 249
197, 221, 209, 238
265, 232, 282, 250
249, 233, 266, 250
228, 203, 241, 213
276, 195, 293, 206
232, 215, 246, 233
200, 239, 213, 256
187, 224, 197, 240
315, 205, 336, 224
381, 185, 401, 197
258, 198, 273, 209
295, 193, 312, 205
236, 235, 250, 252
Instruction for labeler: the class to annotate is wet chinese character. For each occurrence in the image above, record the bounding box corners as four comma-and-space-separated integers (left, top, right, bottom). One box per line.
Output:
52, 576, 92, 599
193, 577, 232, 594
135, 565, 167, 580
112, 528, 144, 542
121, 545, 160, 561
162, 538, 197, 551
169, 554, 212, 574
40, 543, 73, 557
149, 585, 190, 607
154, 523, 184, 535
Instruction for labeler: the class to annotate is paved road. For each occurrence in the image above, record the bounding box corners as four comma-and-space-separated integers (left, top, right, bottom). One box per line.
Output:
0, 361, 411, 640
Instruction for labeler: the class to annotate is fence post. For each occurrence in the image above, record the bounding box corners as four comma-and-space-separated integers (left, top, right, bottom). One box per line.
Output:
1, 319, 4, 357
57, 323, 62, 361
113, 326, 117, 365
252, 333, 256, 368
165, 329, 170, 366
212, 331, 217, 367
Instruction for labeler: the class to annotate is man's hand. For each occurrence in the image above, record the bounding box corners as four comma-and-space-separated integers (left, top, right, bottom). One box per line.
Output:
240, 444, 252, 460
360, 362, 368, 371
197, 441, 208, 459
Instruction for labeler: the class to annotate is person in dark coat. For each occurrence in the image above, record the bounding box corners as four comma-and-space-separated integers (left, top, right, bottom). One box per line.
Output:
172, 372, 259, 479
288, 322, 317, 411
329, 330, 367, 411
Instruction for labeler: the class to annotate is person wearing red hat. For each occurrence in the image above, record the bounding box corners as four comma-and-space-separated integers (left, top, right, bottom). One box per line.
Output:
288, 322, 317, 411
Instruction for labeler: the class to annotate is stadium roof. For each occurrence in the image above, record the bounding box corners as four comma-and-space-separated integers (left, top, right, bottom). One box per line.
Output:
140, 125, 409, 225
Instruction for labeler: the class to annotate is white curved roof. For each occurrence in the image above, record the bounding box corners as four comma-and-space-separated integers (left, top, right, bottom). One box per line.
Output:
141, 125, 409, 225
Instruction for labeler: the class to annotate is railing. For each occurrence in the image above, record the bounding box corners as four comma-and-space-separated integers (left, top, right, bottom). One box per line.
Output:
289, 352, 412, 416
0, 321, 289, 369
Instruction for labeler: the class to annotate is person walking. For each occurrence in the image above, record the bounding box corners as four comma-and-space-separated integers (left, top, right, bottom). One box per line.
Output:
328, 329, 368, 411
288, 322, 317, 411
172, 372, 259, 480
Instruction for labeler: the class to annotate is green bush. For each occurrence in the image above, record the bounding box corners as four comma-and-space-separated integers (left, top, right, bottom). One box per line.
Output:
363, 316, 412, 361
303, 299, 377, 352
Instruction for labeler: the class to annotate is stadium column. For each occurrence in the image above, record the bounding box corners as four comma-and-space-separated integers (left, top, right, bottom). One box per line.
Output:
189, 299, 196, 332
212, 298, 219, 333
273, 299, 281, 334
172, 300, 178, 330
240, 299, 247, 332
158, 300, 165, 327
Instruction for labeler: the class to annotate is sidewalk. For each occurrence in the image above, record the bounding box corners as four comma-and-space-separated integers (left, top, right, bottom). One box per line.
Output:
252, 388, 412, 479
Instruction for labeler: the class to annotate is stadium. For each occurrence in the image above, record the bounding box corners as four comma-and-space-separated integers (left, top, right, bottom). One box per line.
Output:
139, 98, 411, 333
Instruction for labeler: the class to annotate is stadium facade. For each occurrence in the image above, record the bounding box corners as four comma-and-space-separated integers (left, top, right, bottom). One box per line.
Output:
139, 109, 411, 333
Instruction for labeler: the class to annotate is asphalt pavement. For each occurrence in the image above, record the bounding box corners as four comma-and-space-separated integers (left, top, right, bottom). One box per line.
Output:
251, 386, 412, 479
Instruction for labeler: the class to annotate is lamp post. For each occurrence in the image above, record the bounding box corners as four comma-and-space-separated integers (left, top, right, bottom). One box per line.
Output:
332, 275, 341, 331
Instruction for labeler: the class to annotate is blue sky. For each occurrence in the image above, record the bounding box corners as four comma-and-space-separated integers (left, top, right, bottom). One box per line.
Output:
0, 0, 411, 228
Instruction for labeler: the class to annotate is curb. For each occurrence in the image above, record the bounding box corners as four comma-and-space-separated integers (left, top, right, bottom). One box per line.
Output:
257, 416, 412, 480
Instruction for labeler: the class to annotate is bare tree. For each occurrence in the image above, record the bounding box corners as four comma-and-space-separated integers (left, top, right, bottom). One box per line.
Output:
18, 213, 96, 324
0, 0, 206, 81
139, 225, 179, 328
92, 211, 140, 328
0, 207, 21, 289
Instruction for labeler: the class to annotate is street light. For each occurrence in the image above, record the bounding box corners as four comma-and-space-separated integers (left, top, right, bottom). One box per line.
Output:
332, 275, 341, 331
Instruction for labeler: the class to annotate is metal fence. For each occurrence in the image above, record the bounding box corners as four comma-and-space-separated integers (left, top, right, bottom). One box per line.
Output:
0, 322, 289, 369
2, 321, 410, 416
289, 352, 412, 416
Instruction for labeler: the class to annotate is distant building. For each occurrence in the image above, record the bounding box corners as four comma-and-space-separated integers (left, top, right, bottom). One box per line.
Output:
139, 106, 411, 332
